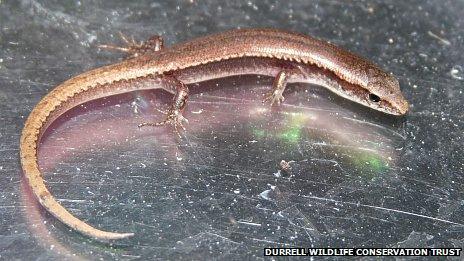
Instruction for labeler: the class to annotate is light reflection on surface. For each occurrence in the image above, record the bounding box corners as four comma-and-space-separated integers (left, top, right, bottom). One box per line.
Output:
21, 76, 406, 258
248, 105, 396, 177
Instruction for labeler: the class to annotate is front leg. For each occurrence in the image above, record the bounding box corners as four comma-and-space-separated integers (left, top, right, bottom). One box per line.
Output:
263, 67, 301, 106
138, 76, 189, 136
99, 33, 164, 58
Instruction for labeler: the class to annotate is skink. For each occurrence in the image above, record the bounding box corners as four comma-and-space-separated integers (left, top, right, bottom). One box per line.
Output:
20, 28, 409, 241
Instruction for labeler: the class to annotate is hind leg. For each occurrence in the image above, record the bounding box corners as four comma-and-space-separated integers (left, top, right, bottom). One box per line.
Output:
99, 32, 164, 57
138, 75, 189, 137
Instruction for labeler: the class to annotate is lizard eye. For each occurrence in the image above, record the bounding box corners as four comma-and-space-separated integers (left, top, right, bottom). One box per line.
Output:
368, 93, 381, 103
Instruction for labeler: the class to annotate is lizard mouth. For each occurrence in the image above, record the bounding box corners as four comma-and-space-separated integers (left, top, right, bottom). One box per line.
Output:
373, 94, 409, 116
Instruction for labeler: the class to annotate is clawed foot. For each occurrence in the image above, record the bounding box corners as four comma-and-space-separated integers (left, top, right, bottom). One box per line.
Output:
138, 109, 189, 138
263, 90, 285, 106
99, 32, 163, 58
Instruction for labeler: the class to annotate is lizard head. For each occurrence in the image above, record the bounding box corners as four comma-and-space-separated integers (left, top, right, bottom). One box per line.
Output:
363, 69, 409, 115
297, 63, 409, 115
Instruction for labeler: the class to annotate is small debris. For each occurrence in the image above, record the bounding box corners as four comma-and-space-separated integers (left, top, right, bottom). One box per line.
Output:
427, 31, 451, 45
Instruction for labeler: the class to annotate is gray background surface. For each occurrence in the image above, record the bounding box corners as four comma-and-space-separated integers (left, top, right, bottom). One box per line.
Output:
1, 0, 463, 260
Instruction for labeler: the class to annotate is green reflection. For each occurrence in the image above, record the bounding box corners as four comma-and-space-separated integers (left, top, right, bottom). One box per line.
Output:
252, 128, 266, 138
250, 112, 310, 143
248, 110, 392, 178
352, 151, 389, 177
280, 127, 301, 143
279, 112, 310, 143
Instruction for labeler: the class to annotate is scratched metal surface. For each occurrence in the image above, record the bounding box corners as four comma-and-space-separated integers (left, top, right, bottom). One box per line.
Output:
0, 0, 463, 260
